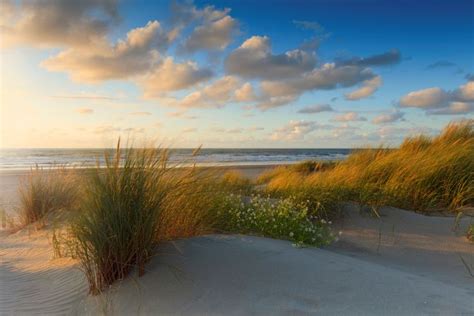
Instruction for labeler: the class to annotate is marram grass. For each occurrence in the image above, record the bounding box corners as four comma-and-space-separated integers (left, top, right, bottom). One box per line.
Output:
259, 120, 474, 214
18, 166, 78, 227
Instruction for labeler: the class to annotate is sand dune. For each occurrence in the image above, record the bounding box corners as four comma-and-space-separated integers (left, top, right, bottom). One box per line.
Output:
1, 207, 473, 315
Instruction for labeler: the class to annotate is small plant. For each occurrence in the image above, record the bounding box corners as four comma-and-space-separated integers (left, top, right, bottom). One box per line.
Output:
18, 166, 78, 227
217, 194, 333, 247
467, 224, 474, 242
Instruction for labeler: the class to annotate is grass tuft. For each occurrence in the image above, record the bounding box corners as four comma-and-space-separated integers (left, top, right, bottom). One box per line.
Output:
18, 166, 78, 227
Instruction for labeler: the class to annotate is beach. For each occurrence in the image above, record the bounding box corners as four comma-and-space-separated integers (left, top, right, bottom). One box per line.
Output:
1, 165, 473, 315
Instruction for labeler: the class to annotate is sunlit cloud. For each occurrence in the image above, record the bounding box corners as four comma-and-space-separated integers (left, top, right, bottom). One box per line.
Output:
334, 112, 367, 122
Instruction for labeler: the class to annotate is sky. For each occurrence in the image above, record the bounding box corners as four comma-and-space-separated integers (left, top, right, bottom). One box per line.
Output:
0, 0, 473, 148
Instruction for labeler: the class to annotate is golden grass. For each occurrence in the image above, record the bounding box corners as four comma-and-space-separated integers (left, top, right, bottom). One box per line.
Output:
18, 166, 79, 227
259, 120, 474, 214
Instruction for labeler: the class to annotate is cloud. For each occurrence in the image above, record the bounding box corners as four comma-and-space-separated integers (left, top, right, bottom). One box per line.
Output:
334, 112, 367, 122
225, 36, 317, 80
428, 102, 474, 115
170, 1, 230, 29
465, 73, 474, 81
453, 81, 474, 102
337, 49, 401, 67
345, 75, 382, 100
140, 57, 213, 97
234, 83, 257, 102
162, 76, 252, 108
42, 21, 166, 82
399, 87, 449, 108
271, 120, 322, 141
129, 112, 152, 116
425, 60, 456, 70
257, 63, 375, 109
167, 111, 198, 119
298, 104, 334, 114
76, 107, 94, 114
399, 81, 474, 115
180, 15, 238, 53
372, 111, 405, 124
1, 0, 119, 49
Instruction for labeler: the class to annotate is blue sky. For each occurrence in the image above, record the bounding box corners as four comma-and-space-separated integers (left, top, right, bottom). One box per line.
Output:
1, 0, 473, 148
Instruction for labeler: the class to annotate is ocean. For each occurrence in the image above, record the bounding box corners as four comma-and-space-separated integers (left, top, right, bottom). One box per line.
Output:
0, 148, 352, 171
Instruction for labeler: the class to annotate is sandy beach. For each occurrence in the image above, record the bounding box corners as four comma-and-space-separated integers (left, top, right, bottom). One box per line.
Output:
1, 166, 473, 315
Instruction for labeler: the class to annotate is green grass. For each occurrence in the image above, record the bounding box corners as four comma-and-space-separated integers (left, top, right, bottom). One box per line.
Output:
258, 120, 474, 215
71, 143, 172, 294
18, 166, 78, 227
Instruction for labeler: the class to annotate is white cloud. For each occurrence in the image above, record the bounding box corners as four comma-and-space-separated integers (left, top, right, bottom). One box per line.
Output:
399, 82, 474, 115
42, 21, 165, 82
140, 57, 213, 97
181, 15, 238, 53
453, 81, 474, 102
1, 0, 118, 49
234, 83, 257, 102
345, 75, 382, 100
257, 63, 375, 109
428, 102, 474, 115
372, 111, 405, 124
161, 76, 253, 108
334, 112, 367, 122
225, 36, 317, 80
399, 87, 449, 108
271, 120, 322, 141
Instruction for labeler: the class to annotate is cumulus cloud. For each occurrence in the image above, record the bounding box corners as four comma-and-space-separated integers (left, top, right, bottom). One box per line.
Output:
234, 82, 257, 102
345, 75, 382, 100
399, 87, 449, 108
257, 63, 375, 109
271, 120, 321, 141
399, 81, 474, 115
334, 112, 367, 122
181, 15, 238, 53
225, 36, 317, 80
372, 111, 405, 124
42, 21, 166, 82
453, 81, 474, 102
1, 0, 119, 49
428, 102, 474, 115
162, 76, 253, 108
140, 57, 213, 98
337, 49, 401, 67
76, 107, 94, 114
297, 104, 334, 114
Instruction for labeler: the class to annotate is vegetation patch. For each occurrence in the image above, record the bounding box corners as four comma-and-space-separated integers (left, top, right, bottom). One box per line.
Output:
216, 194, 333, 247
258, 120, 474, 215
19, 166, 78, 227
